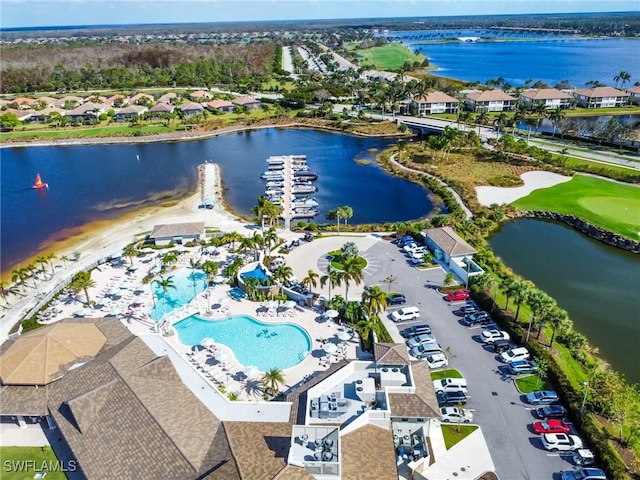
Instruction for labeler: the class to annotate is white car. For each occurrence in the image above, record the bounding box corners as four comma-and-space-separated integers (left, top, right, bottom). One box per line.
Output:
406, 333, 438, 349
499, 347, 530, 363
403, 243, 419, 253
390, 307, 420, 323
422, 353, 448, 369
541, 433, 584, 452
481, 330, 510, 344
410, 247, 427, 258
440, 407, 473, 423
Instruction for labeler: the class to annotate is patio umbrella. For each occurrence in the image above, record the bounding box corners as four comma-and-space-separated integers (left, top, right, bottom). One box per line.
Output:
337, 330, 352, 342
325, 309, 339, 319
214, 350, 229, 362
73, 308, 92, 317
244, 365, 260, 378
201, 338, 216, 348
264, 300, 278, 309
212, 275, 225, 284
283, 300, 297, 309
322, 343, 338, 354
140, 247, 156, 254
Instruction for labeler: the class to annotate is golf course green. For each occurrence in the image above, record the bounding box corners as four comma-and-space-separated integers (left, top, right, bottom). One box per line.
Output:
512, 174, 640, 239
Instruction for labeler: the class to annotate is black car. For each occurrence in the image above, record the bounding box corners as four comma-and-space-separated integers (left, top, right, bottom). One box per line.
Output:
536, 405, 568, 420
456, 305, 479, 316
387, 294, 407, 306
401, 324, 432, 337
461, 311, 491, 326
491, 339, 512, 353
437, 390, 467, 407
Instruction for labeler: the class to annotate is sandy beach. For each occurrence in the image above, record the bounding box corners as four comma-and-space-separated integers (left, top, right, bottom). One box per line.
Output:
475, 171, 572, 206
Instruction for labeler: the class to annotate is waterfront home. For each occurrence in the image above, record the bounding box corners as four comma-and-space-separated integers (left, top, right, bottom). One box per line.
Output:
149, 221, 205, 245
572, 86, 629, 108
206, 99, 235, 113
148, 102, 175, 117
64, 102, 104, 122
113, 105, 148, 122
157, 92, 178, 104
519, 88, 574, 110
189, 89, 213, 102
232, 96, 262, 110
465, 90, 517, 112
25, 106, 65, 123
425, 227, 484, 284
625, 86, 640, 105
178, 101, 205, 118
410, 91, 459, 115
2, 108, 36, 122
129, 93, 154, 105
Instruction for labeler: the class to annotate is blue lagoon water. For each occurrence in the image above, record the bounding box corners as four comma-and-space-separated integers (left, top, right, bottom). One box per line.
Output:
150, 269, 207, 320
1, 129, 434, 274
174, 314, 312, 371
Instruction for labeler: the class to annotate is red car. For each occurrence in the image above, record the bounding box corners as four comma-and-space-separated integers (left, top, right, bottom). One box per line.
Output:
445, 290, 470, 302
533, 419, 571, 435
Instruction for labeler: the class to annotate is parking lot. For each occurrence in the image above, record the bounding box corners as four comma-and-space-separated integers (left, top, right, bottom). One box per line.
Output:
364, 239, 576, 480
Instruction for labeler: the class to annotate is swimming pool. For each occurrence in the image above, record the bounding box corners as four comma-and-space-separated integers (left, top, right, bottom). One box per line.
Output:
149, 269, 208, 320
240, 265, 270, 283
174, 315, 311, 371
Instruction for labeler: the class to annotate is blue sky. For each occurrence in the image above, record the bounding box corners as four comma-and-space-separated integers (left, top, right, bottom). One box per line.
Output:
2, 0, 638, 29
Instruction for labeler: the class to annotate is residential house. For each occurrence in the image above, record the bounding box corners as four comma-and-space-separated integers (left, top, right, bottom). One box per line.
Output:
625, 86, 640, 105
129, 93, 154, 105
64, 102, 104, 122
148, 102, 175, 117
519, 88, 573, 109
149, 222, 205, 245
178, 101, 205, 118
410, 91, 459, 115
189, 90, 213, 102
60, 96, 84, 108
424, 226, 484, 284
572, 86, 629, 108
206, 99, 235, 113
232, 96, 262, 110
25, 106, 65, 123
465, 90, 517, 112
113, 105, 148, 122
104, 94, 129, 108
157, 92, 178, 104
10, 97, 38, 109
36, 96, 60, 107
2, 108, 36, 122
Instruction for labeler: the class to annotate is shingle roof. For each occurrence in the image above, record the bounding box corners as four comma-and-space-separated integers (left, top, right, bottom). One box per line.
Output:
0, 385, 49, 416
158, 92, 178, 104
413, 91, 459, 104
425, 227, 477, 257
179, 101, 205, 112
519, 88, 573, 100
207, 99, 234, 109
374, 343, 410, 365
387, 361, 440, 419
190, 90, 213, 99
466, 90, 516, 102
150, 103, 175, 113
574, 86, 629, 98
626, 86, 640, 94
150, 222, 205, 239
65, 102, 102, 116
232, 96, 260, 105
341, 424, 397, 480
115, 105, 147, 115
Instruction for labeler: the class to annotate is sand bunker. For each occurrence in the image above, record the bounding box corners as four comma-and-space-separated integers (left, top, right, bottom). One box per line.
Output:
475, 171, 572, 206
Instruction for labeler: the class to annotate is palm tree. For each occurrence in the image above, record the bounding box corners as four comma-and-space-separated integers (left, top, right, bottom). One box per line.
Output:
262, 368, 286, 397
511, 280, 532, 322
320, 266, 342, 302
548, 107, 566, 137
189, 258, 200, 297
546, 307, 572, 348
262, 227, 279, 257
153, 275, 176, 309
122, 244, 138, 266
11, 267, 29, 294
613, 71, 631, 88
301, 269, 319, 290
272, 265, 293, 286
339, 206, 353, 228
45, 253, 57, 277
161, 251, 179, 269
35, 255, 48, 279
356, 314, 381, 343
223, 257, 244, 285
201, 260, 219, 284
361, 285, 387, 317
0, 282, 10, 306
222, 231, 243, 252
70, 271, 96, 305
60, 254, 69, 269
250, 232, 265, 260
527, 290, 556, 338
341, 257, 364, 301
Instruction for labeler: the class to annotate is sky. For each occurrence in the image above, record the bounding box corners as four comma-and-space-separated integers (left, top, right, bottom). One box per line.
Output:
2, 0, 638, 29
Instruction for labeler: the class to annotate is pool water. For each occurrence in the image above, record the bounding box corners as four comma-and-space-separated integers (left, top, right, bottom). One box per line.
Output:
241, 265, 270, 282
150, 269, 208, 320
174, 315, 312, 371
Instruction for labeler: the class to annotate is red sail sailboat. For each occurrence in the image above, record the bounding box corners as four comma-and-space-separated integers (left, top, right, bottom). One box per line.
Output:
32, 173, 48, 189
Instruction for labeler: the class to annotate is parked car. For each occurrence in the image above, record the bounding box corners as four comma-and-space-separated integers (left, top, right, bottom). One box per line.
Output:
572, 449, 596, 466
536, 405, 568, 420
541, 433, 583, 452
403, 243, 419, 253
409, 247, 428, 258
433, 377, 468, 394
508, 360, 539, 375
406, 333, 438, 349
445, 290, 470, 302
526, 390, 559, 405
481, 329, 510, 343
422, 353, 448, 369
456, 305, 478, 316
394, 235, 413, 245
401, 324, 431, 337
436, 390, 467, 407
560, 468, 607, 480
390, 306, 420, 323
440, 407, 473, 423
387, 293, 407, 306
409, 343, 443, 359
492, 339, 512, 353
499, 347, 530, 363
462, 311, 491, 326
533, 419, 571, 435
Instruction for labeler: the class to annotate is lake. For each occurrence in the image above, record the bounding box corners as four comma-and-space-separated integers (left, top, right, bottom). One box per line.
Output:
490, 218, 640, 385
0, 129, 434, 275
401, 36, 639, 87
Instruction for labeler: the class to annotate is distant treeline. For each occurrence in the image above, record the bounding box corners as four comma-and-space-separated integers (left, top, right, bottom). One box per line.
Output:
0, 43, 275, 93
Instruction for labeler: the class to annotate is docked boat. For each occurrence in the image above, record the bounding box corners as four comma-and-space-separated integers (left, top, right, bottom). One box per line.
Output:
292, 207, 319, 218
261, 171, 284, 180
32, 173, 48, 189
292, 197, 319, 208
293, 171, 318, 180
266, 180, 285, 188
292, 185, 317, 194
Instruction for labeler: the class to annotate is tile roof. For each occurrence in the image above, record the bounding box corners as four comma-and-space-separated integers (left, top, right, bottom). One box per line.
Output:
425, 227, 477, 257
232, 96, 260, 105
65, 102, 103, 116
519, 88, 573, 100
36, 96, 59, 105
129, 93, 154, 103
374, 343, 410, 365
190, 90, 213, 99
626, 86, 640, 94
12, 97, 38, 105
179, 101, 205, 112
387, 362, 440, 419
150, 222, 205, 239
158, 92, 178, 104
466, 90, 516, 102
150, 103, 175, 113
574, 86, 629, 98
207, 99, 234, 109
341, 424, 397, 480
413, 91, 459, 104
115, 105, 147, 115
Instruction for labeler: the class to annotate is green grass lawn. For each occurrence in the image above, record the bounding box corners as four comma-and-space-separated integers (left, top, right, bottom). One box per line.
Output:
514, 374, 552, 393
0, 447, 68, 480
355, 43, 425, 71
326, 250, 368, 271
431, 368, 463, 381
512, 174, 640, 239
441, 425, 478, 450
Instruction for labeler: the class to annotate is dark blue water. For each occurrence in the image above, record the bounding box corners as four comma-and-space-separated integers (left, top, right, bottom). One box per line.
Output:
402, 37, 639, 87
1, 129, 433, 273
490, 219, 640, 384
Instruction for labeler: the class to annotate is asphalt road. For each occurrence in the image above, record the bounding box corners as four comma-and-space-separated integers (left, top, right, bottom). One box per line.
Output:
364, 240, 576, 480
